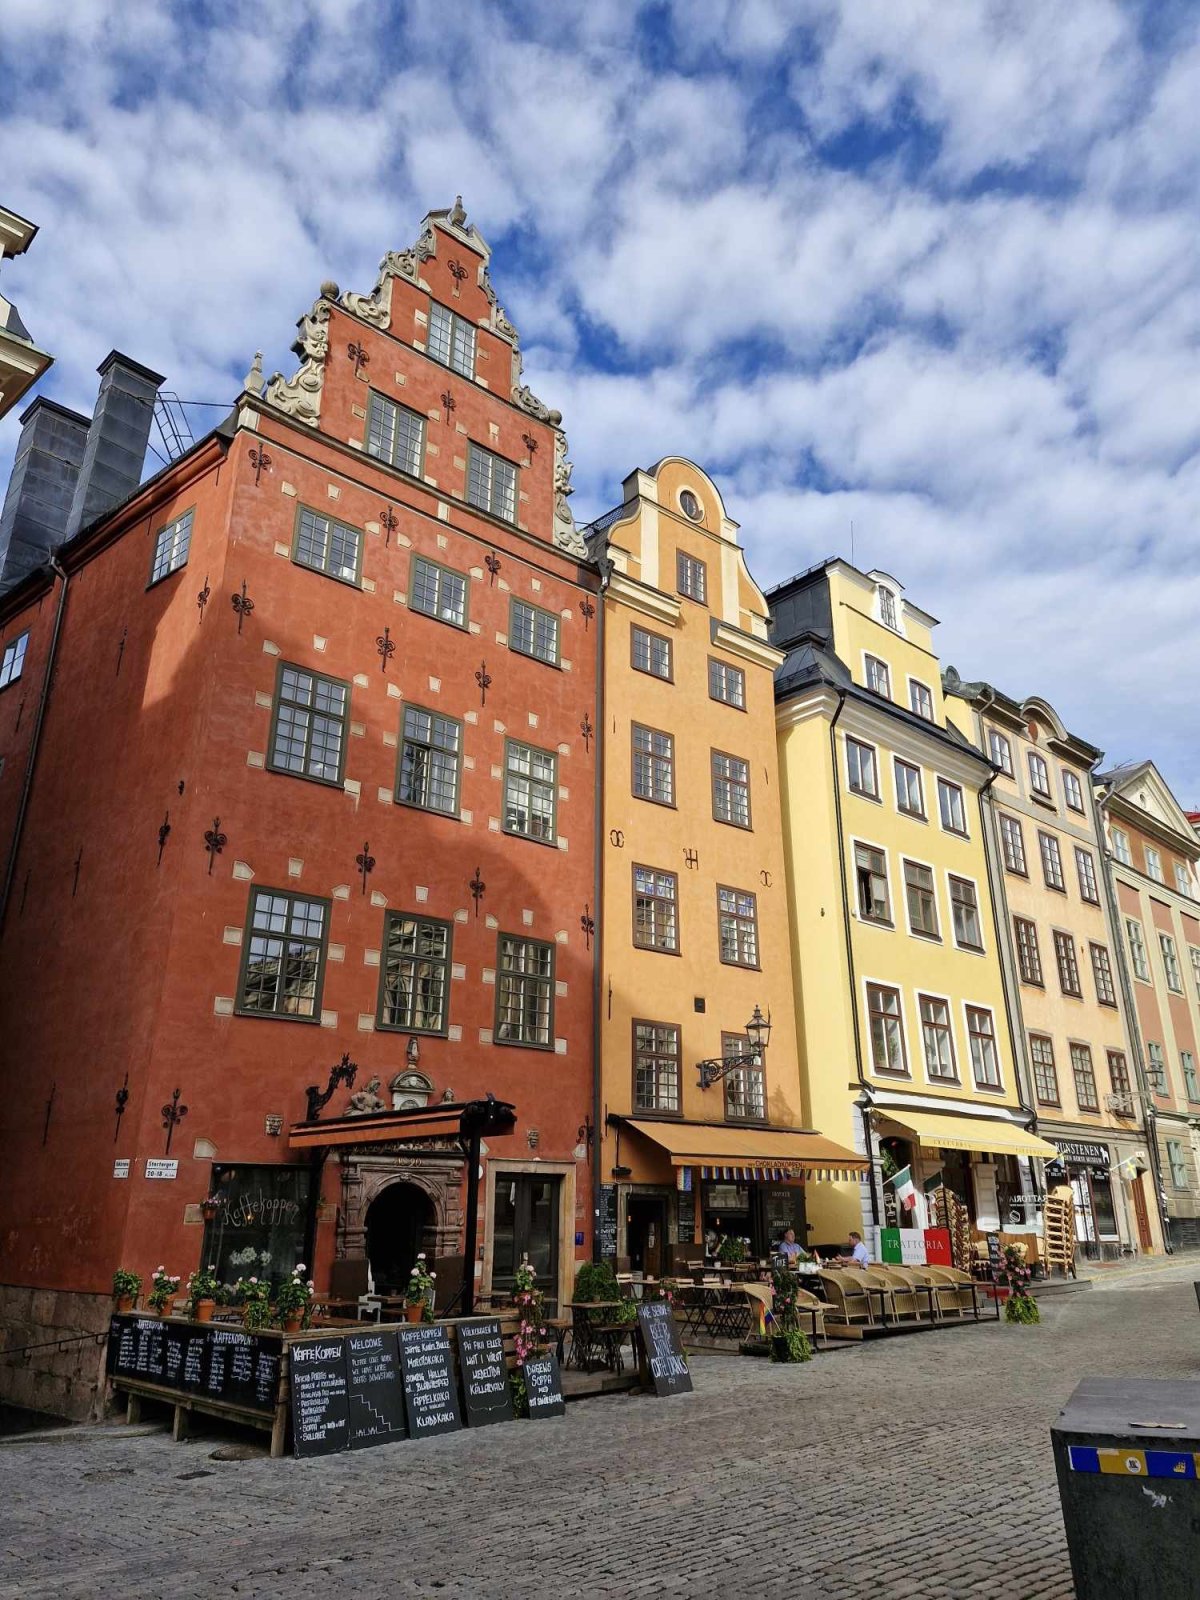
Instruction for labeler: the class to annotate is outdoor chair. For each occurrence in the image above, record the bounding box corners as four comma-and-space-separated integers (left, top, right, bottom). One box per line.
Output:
787, 1286, 828, 1348
816, 1269, 875, 1328
923, 1266, 987, 1319
865, 1267, 928, 1323
885, 1265, 962, 1320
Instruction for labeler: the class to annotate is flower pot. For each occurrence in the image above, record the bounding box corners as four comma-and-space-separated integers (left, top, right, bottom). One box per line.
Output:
151, 1302, 171, 1317
115, 1295, 135, 1315
193, 1298, 215, 1323
282, 1312, 303, 1335
405, 1302, 425, 1324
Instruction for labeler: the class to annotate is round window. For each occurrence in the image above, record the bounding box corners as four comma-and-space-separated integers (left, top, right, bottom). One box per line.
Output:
679, 489, 703, 522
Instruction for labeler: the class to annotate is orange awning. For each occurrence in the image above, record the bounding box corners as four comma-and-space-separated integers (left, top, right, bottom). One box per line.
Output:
288, 1107, 464, 1151
625, 1120, 867, 1181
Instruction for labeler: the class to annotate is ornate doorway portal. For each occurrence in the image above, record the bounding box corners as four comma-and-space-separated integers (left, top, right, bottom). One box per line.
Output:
365, 1181, 436, 1295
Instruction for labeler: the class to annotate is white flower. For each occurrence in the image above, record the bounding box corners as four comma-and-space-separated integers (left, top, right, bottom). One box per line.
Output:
249, 1277, 258, 1285
295, 1263, 306, 1273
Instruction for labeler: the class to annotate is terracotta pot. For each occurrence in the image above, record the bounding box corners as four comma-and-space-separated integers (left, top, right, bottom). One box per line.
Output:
193, 1298, 215, 1323
282, 1312, 303, 1334
152, 1302, 171, 1317
405, 1302, 425, 1324
115, 1295, 135, 1315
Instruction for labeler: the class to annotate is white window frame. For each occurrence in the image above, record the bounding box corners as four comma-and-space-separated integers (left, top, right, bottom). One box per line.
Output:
1111, 826, 1132, 865
1126, 918, 1151, 982
1062, 770, 1085, 813
963, 1002, 1003, 1091
1159, 932, 1183, 993
937, 777, 968, 836
149, 508, 194, 585
427, 301, 477, 378
863, 653, 891, 699
0, 630, 29, 690
1027, 751, 1053, 803
1146, 845, 1164, 884
988, 729, 1013, 776
917, 990, 958, 1083
908, 678, 934, 721
894, 758, 925, 818
845, 735, 879, 800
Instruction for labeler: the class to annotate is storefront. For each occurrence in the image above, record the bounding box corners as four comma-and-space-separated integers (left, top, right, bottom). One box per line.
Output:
1049, 1140, 1122, 1261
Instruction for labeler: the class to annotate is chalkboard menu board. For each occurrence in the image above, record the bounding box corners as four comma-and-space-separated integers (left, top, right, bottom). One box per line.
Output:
636, 1302, 692, 1397
108, 1316, 169, 1383
458, 1320, 514, 1428
204, 1328, 279, 1412
986, 1232, 1003, 1274
346, 1330, 407, 1450
162, 1323, 209, 1393
397, 1324, 462, 1440
289, 1338, 350, 1458
599, 1185, 618, 1262
521, 1352, 565, 1419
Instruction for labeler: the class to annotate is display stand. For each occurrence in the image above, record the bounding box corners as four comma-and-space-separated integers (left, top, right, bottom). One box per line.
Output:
1042, 1195, 1077, 1278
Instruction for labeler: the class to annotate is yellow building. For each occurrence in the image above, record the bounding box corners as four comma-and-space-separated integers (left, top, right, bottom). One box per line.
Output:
0, 206, 53, 422
770, 560, 1056, 1252
589, 463, 864, 1274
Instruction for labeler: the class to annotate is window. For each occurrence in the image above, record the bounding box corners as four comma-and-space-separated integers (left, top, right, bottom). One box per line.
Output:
966, 1006, 1001, 1089
1027, 752, 1052, 802
378, 914, 450, 1033
1063, 770, 1085, 812
1108, 1050, 1131, 1102
1145, 846, 1164, 883
632, 724, 674, 805
1014, 917, 1043, 986
864, 655, 891, 698
1175, 863, 1193, 897
949, 876, 982, 950
1111, 827, 1132, 865
1039, 831, 1065, 891
723, 1032, 766, 1122
365, 391, 425, 477
633, 1021, 680, 1112
427, 301, 476, 377
1090, 943, 1117, 1006
633, 866, 678, 953
1127, 918, 1150, 981
1054, 930, 1082, 997
1167, 1140, 1188, 1189
999, 814, 1027, 875
909, 680, 934, 721
0, 630, 28, 690
1182, 1051, 1200, 1102
503, 740, 556, 842
294, 506, 361, 584
988, 729, 1014, 776
894, 759, 925, 818
268, 664, 349, 785
846, 737, 879, 799
1030, 1036, 1060, 1106
937, 779, 967, 835
1159, 932, 1183, 992
410, 555, 467, 628
717, 886, 759, 967
1075, 847, 1100, 904
1147, 1041, 1167, 1094
676, 550, 707, 604
149, 508, 193, 584
238, 889, 328, 1019
1190, 946, 1200, 1002
904, 860, 939, 939
496, 935, 554, 1048
708, 657, 745, 708
919, 995, 957, 1081
877, 585, 898, 630
466, 444, 516, 522
866, 984, 907, 1075
1071, 1044, 1099, 1112
398, 705, 461, 815
712, 750, 751, 828
632, 626, 672, 681
854, 844, 891, 923
679, 489, 703, 523
510, 599, 560, 666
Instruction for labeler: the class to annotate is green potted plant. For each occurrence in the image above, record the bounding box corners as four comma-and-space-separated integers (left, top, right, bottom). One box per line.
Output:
275, 1265, 315, 1334
234, 1276, 271, 1331
147, 1266, 180, 1316
573, 1260, 619, 1303
404, 1255, 437, 1323
1000, 1243, 1040, 1325
186, 1264, 220, 1322
766, 1269, 813, 1363
111, 1269, 142, 1314
717, 1234, 747, 1266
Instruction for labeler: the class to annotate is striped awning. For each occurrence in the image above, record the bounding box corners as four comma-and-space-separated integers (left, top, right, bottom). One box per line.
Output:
625, 1121, 867, 1182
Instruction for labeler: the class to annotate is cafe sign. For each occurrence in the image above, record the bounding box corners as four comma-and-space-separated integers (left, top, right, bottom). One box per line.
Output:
1053, 1141, 1109, 1169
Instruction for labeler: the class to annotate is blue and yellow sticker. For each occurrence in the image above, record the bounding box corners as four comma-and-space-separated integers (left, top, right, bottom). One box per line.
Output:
1068, 1446, 1197, 1479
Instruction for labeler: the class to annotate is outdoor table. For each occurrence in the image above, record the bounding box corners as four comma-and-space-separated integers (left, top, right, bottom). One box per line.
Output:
862, 1285, 895, 1326
566, 1302, 630, 1373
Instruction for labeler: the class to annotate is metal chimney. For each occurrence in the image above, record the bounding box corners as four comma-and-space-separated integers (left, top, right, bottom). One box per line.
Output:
64, 350, 164, 538
0, 396, 89, 592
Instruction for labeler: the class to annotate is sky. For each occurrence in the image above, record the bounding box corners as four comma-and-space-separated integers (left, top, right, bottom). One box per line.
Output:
2, 0, 1198, 803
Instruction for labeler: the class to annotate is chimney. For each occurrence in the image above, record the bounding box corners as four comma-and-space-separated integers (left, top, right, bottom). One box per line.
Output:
0, 396, 89, 592
64, 350, 164, 538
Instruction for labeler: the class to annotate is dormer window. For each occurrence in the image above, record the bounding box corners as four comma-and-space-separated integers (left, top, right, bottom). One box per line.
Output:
428, 301, 476, 378
877, 585, 898, 631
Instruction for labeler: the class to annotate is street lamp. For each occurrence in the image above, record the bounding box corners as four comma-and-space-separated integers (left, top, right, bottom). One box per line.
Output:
697, 1005, 772, 1089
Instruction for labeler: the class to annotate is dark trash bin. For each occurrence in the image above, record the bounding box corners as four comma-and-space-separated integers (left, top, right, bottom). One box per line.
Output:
1052, 1377, 1200, 1599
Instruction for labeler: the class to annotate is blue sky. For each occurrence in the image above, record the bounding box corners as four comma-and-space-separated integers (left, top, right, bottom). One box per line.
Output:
2, 0, 1198, 803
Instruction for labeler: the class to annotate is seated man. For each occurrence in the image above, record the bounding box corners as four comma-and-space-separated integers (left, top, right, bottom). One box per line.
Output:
834, 1230, 871, 1269
777, 1227, 807, 1263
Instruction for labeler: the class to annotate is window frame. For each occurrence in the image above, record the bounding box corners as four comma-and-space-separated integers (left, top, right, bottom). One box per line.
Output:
466, 441, 518, 523
675, 550, 707, 605
1145, 845, 1164, 884
1126, 918, 1151, 982
292, 504, 363, 587
427, 299, 477, 378
1062, 769, 1085, 813
631, 722, 675, 808
965, 1004, 1002, 1091
894, 758, 925, 819
502, 738, 558, 845
1070, 1042, 1099, 1113
1167, 1139, 1188, 1189
854, 841, 892, 926
1039, 830, 1066, 892
1013, 916, 1044, 987
1089, 942, 1117, 1007
1159, 932, 1184, 993
988, 728, 1014, 777
865, 981, 909, 1077
864, 654, 891, 699
410, 553, 469, 630
948, 874, 983, 952
1053, 928, 1083, 998
396, 703, 462, 817
937, 777, 968, 837
1027, 750, 1053, 803
1147, 1040, 1167, 1096
510, 597, 561, 667
903, 858, 940, 941
1182, 1050, 1200, 1103
266, 661, 351, 788
711, 748, 752, 830
908, 678, 934, 721
877, 585, 899, 631
235, 887, 332, 1023
148, 506, 195, 587
376, 911, 452, 1036
846, 736, 880, 800
495, 933, 555, 1050
1111, 827, 1132, 865
722, 1030, 767, 1122
632, 1018, 682, 1114
1175, 863, 1193, 897
632, 625, 673, 683
1029, 1034, 1060, 1107
708, 656, 746, 709
0, 629, 30, 691
1107, 1050, 1131, 1102
364, 389, 426, 478
1189, 946, 1200, 1003
716, 884, 760, 970
632, 864, 680, 955
999, 813, 1028, 876
1074, 846, 1100, 904
918, 992, 958, 1083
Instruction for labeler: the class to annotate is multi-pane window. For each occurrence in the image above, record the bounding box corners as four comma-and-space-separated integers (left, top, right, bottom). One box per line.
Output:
909, 680, 934, 721
717, 886, 759, 967
1159, 933, 1183, 992
633, 626, 672, 681
1182, 1051, 1200, 1102
1028, 751, 1052, 801
894, 759, 924, 817
988, 729, 1014, 776
1071, 1044, 1099, 1112
410, 555, 467, 627
966, 1006, 1002, 1089
239, 889, 328, 1019
510, 599, 559, 666
877, 585, 898, 630
427, 301, 476, 377
676, 551, 707, 603
496, 935, 554, 1047
919, 995, 956, 1080
1190, 946, 1200, 1002
999, 814, 1027, 875
466, 444, 517, 522
1030, 1035, 1059, 1105
1107, 1050, 1132, 1102
632, 724, 674, 805
866, 983, 907, 1075
712, 750, 751, 827
1054, 930, 1082, 996
149, 509, 193, 584
1111, 827, 1132, 865
1014, 917, 1043, 986
1090, 943, 1117, 1006
1175, 863, 1193, 897
0, 630, 28, 690
633, 866, 678, 953
949, 876, 982, 950
378, 914, 450, 1033
1127, 918, 1151, 981
1075, 847, 1100, 904
269, 664, 349, 785
938, 779, 967, 835
855, 844, 891, 923
294, 506, 361, 583
1039, 831, 1065, 891
904, 861, 939, 938
634, 1021, 680, 1112
397, 705, 461, 815
1167, 1140, 1188, 1189
1062, 770, 1085, 812
846, 737, 879, 798
1145, 846, 1164, 884
365, 391, 425, 477
708, 657, 745, 707
864, 655, 891, 698
723, 1032, 766, 1121
1146, 1041, 1167, 1094
504, 740, 556, 841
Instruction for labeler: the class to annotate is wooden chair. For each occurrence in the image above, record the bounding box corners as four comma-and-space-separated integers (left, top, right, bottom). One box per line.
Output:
817, 1269, 875, 1328
885, 1265, 962, 1321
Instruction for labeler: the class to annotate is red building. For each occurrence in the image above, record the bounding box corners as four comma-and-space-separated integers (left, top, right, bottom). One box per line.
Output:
0, 200, 599, 1417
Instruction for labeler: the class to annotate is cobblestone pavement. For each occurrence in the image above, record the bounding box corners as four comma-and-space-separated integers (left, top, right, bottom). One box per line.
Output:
4, 1263, 1199, 1600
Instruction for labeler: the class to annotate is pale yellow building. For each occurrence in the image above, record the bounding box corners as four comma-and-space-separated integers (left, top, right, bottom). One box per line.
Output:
0, 206, 52, 422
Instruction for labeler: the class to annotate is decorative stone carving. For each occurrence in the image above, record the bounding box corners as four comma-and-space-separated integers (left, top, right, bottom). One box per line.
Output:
243, 351, 264, 397
264, 294, 331, 425
553, 431, 587, 557
340, 287, 390, 328
337, 1152, 466, 1261
389, 1070, 433, 1110
345, 1075, 387, 1115
513, 383, 560, 425
337, 229, 436, 336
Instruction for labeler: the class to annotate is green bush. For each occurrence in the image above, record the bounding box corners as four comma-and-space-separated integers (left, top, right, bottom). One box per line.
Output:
769, 1328, 812, 1363
1005, 1291, 1040, 1325
573, 1261, 619, 1303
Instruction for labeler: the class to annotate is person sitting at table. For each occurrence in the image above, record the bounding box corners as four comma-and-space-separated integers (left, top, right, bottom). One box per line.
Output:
833, 1230, 871, 1269
777, 1227, 807, 1263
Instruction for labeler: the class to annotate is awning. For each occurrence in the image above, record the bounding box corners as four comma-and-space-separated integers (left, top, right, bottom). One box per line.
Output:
881, 1108, 1059, 1161
625, 1120, 867, 1181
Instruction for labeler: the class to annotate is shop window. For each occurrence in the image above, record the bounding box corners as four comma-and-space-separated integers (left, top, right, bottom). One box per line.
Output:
378, 913, 451, 1034
999, 814, 1027, 875
723, 1032, 766, 1121
895, 758, 925, 818
633, 1020, 681, 1113
708, 657, 745, 708
717, 885, 759, 967
1071, 1044, 1099, 1112
904, 860, 939, 939
633, 865, 678, 953
919, 994, 957, 1081
149, 508, 193, 585
1014, 917, 1043, 986
712, 750, 751, 828
1090, 943, 1117, 1007
410, 555, 467, 628
466, 443, 517, 522
949, 876, 983, 950
1030, 1035, 1059, 1106
632, 723, 674, 806
268, 663, 349, 786
510, 598, 560, 666
967, 1006, 1001, 1089
237, 888, 330, 1020
938, 778, 967, 836
365, 391, 425, 477
503, 739, 557, 842
1075, 847, 1100, 904
632, 626, 672, 681
293, 505, 361, 585
855, 844, 891, 924
397, 705, 461, 815
1039, 831, 1065, 891
496, 935, 554, 1047
1054, 931, 1082, 997
0, 629, 29, 690
201, 1165, 311, 1292
866, 983, 907, 1075
846, 736, 879, 799
427, 300, 476, 377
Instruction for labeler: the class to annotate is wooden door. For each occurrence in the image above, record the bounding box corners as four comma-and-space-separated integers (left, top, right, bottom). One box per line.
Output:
1131, 1173, 1153, 1251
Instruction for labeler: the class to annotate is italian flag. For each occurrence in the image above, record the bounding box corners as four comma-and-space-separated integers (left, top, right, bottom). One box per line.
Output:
892, 1165, 918, 1211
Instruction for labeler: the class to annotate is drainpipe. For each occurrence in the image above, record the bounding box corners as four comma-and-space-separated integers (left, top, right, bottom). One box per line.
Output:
589, 561, 608, 1264
0, 555, 69, 937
